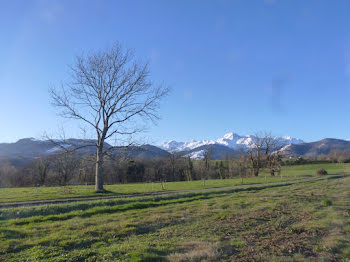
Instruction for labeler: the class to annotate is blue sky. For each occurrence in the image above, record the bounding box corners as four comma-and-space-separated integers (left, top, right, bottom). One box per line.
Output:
1, 0, 350, 144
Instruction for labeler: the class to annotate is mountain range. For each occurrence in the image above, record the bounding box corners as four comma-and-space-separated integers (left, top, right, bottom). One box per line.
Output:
0, 133, 350, 167
283, 138, 350, 157
0, 138, 170, 167
159, 132, 304, 152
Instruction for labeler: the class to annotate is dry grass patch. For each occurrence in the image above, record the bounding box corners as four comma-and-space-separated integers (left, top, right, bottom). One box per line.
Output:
168, 241, 219, 262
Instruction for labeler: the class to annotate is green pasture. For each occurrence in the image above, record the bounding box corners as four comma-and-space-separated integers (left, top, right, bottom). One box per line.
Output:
1, 163, 349, 203
0, 174, 349, 261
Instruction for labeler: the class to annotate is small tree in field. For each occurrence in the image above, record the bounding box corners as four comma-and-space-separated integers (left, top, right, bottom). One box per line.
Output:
263, 134, 285, 176
247, 135, 265, 176
50, 43, 169, 192
247, 132, 285, 177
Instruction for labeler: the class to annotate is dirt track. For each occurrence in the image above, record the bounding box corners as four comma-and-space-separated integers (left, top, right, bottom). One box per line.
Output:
0, 174, 346, 209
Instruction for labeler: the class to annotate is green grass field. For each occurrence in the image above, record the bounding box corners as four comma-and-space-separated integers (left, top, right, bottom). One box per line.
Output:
0, 163, 349, 261
0, 174, 349, 261
1, 163, 349, 203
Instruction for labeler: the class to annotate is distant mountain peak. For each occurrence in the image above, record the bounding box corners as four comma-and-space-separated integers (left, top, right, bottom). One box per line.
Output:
159, 132, 304, 158
222, 132, 236, 140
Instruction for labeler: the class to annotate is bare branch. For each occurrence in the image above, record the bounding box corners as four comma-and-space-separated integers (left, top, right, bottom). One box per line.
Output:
50, 42, 169, 191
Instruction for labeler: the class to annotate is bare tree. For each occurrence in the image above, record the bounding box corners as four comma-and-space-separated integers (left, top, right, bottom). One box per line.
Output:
247, 134, 265, 176
185, 157, 194, 181
34, 158, 51, 186
247, 132, 285, 177
168, 154, 178, 181
0, 163, 17, 187
327, 150, 350, 163
263, 135, 285, 176
51, 152, 80, 186
200, 149, 212, 186
50, 43, 169, 192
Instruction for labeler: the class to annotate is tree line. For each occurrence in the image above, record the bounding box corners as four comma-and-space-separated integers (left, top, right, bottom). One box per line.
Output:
1, 140, 348, 188
0, 153, 247, 187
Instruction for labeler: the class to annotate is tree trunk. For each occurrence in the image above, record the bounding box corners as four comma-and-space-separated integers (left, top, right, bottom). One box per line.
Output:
95, 145, 104, 192
254, 169, 259, 177
270, 169, 275, 176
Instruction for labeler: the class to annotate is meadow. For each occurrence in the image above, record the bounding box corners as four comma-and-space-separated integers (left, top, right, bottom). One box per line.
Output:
0, 163, 349, 261
0, 163, 349, 203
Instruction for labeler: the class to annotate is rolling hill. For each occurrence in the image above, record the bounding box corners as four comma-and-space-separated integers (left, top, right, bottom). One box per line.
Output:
282, 138, 350, 157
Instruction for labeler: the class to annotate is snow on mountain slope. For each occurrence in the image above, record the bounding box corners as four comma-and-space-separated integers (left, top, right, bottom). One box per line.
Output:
160, 139, 215, 152
184, 150, 206, 160
281, 136, 304, 145
159, 140, 185, 152
160, 132, 304, 153
183, 140, 215, 150
216, 132, 243, 148
236, 135, 255, 148
46, 144, 72, 154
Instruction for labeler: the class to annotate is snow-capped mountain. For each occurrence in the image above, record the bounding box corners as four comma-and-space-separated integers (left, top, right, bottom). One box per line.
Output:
160, 139, 215, 153
159, 132, 304, 157
2, 135, 350, 164
281, 136, 304, 145
180, 144, 237, 160
216, 132, 244, 149
184, 150, 206, 160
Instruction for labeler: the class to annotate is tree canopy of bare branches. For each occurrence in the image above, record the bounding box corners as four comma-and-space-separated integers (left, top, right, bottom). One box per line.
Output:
247, 132, 285, 176
50, 42, 169, 192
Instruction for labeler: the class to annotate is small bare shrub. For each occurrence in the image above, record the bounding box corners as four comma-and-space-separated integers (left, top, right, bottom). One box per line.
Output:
322, 197, 333, 206
316, 168, 328, 176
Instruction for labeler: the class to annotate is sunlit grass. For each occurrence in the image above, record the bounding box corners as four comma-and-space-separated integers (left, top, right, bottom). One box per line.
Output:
0, 163, 349, 203
0, 174, 349, 261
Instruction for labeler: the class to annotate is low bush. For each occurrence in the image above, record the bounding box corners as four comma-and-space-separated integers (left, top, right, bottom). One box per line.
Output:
322, 197, 333, 206
316, 168, 328, 176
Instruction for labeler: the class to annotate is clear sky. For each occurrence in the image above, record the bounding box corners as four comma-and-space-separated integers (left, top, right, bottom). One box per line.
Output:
1, 0, 350, 144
